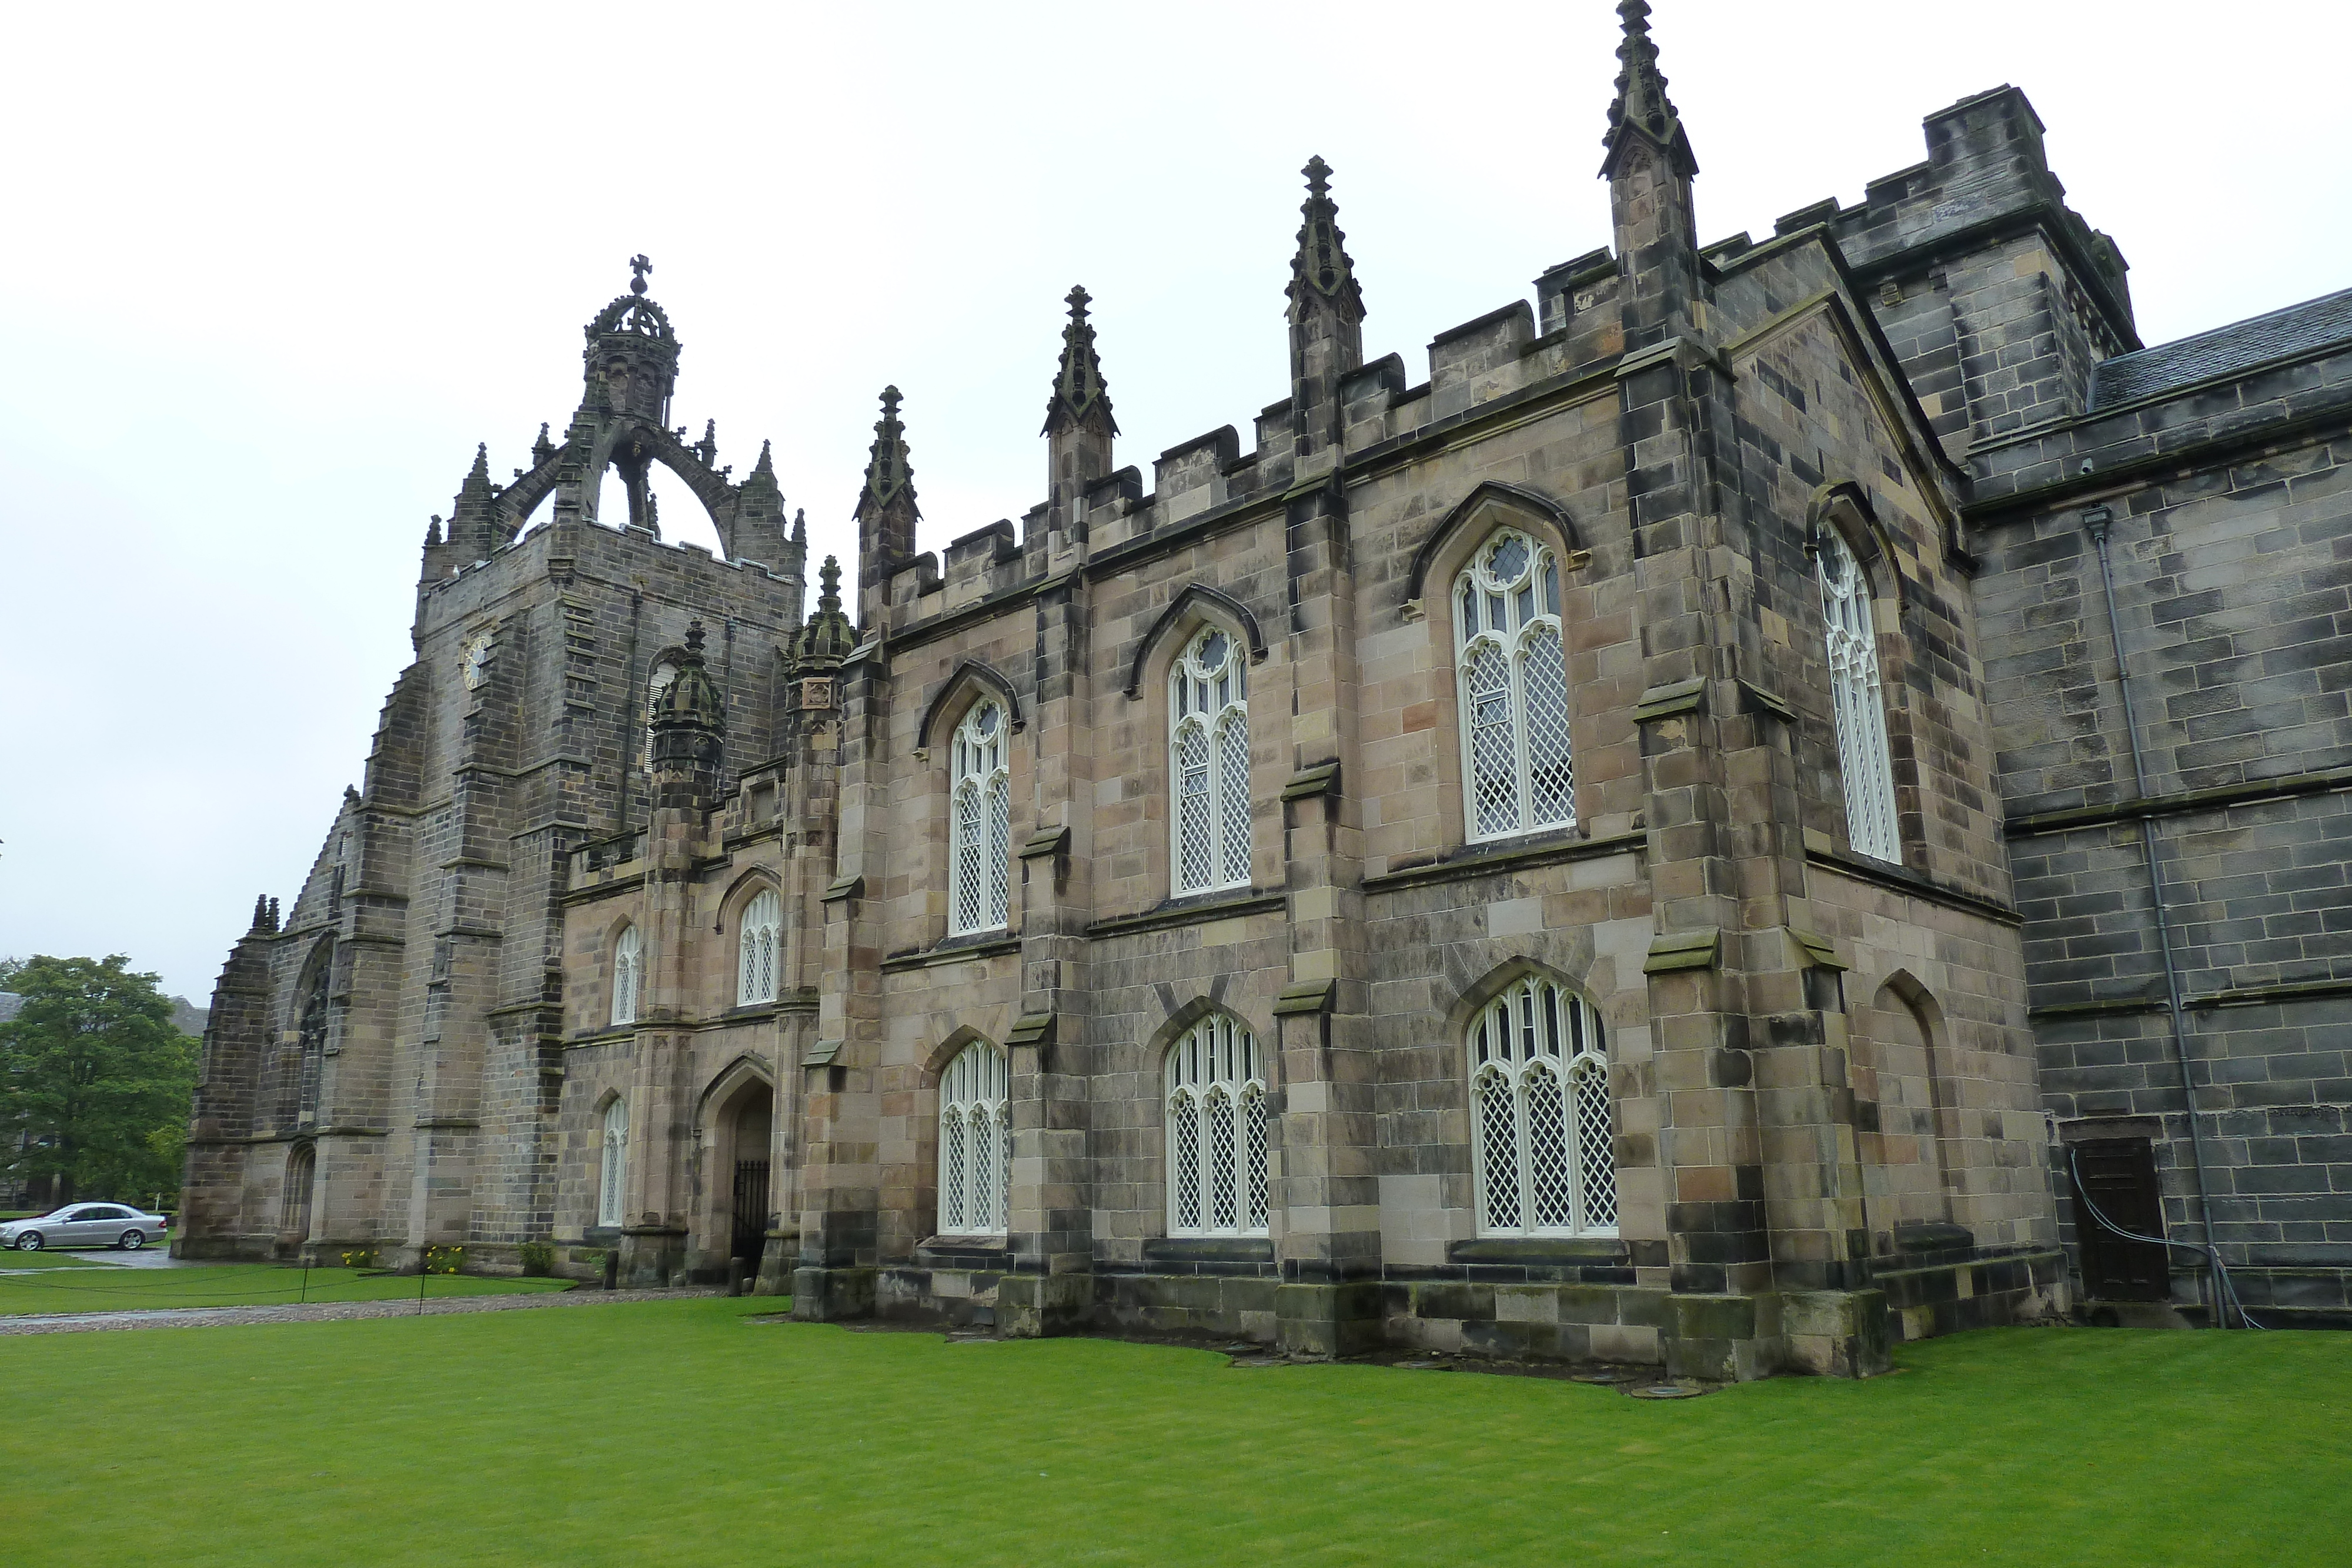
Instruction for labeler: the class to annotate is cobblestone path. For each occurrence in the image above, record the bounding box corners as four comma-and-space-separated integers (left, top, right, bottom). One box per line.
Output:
0, 1286, 730, 1336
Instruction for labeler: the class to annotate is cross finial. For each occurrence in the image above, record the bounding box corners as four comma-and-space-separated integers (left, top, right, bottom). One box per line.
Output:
1065, 284, 1091, 319
629, 254, 652, 295
819, 555, 843, 604
880, 385, 902, 418
684, 620, 706, 655
1303, 156, 1332, 199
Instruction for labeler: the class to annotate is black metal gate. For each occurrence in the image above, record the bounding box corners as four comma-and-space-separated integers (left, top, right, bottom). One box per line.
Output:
2070, 1138, 2170, 1300
731, 1159, 771, 1265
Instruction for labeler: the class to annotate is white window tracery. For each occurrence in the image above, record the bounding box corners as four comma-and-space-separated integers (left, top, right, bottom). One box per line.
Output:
937, 1039, 1010, 1237
610, 925, 642, 1027
1170, 626, 1251, 894
737, 889, 781, 1005
1164, 1014, 1269, 1238
1817, 529, 1901, 863
1455, 529, 1574, 841
599, 1097, 629, 1228
948, 701, 1012, 935
1468, 977, 1614, 1237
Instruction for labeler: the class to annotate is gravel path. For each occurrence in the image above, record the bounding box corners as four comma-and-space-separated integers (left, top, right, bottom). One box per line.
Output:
0, 1286, 729, 1337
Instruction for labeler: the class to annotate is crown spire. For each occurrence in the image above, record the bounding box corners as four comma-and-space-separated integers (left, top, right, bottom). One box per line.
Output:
1287, 156, 1365, 322
1043, 285, 1119, 439
1602, 1, 1695, 178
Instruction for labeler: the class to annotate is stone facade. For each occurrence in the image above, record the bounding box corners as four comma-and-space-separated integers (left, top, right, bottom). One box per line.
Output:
185, 7, 2351, 1363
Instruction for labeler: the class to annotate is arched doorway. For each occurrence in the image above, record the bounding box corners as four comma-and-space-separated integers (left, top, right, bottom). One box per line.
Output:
725, 1084, 773, 1270
282, 1144, 317, 1248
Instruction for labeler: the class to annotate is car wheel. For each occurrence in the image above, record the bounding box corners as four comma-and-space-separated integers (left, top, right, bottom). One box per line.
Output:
119, 1230, 145, 1251
16, 1233, 42, 1251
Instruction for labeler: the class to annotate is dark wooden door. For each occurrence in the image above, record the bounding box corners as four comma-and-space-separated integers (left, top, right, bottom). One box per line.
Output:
2069, 1138, 2170, 1300
731, 1159, 771, 1265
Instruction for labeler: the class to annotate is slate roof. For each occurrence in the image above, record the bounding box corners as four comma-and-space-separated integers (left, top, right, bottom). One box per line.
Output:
2090, 286, 2352, 408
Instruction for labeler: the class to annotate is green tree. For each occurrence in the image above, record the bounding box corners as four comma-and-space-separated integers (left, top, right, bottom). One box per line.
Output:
0, 955, 197, 1205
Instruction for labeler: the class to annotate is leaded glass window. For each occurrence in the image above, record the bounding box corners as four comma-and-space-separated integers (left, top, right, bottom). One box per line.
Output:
949, 701, 1011, 935
599, 1097, 629, 1228
1817, 530, 1901, 862
610, 925, 642, 1027
1467, 977, 1613, 1237
737, 889, 781, 1005
1454, 530, 1574, 841
937, 1039, 1010, 1237
1170, 626, 1251, 894
1165, 1014, 1269, 1237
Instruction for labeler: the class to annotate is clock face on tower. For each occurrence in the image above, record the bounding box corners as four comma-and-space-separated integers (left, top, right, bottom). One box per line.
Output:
462, 633, 494, 691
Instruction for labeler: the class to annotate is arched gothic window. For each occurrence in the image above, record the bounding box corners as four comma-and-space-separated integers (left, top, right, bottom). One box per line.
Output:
599, 1098, 629, 1228
610, 925, 643, 1027
1468, 977, 1613, 1237
295, 951, 330, 1123
937, 1040, 1010, 1237
1170, 626, 1251, 894
1164, 1015, 1269, 1238
1817, 530, 1900, 862
1455, 530, 1574, 841
737, 890, 781, 1005
948, 702, 1011, 935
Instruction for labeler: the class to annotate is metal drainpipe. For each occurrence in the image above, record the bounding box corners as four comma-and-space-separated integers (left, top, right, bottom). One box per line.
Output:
2081, 503, 2227, 1324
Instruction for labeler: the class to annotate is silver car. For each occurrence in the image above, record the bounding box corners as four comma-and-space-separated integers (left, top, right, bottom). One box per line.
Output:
2, 1203, 169, 1252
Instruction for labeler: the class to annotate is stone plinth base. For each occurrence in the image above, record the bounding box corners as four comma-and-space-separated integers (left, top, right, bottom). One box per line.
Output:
618, 1226, 687, 1289
790, 1264, 876, 1321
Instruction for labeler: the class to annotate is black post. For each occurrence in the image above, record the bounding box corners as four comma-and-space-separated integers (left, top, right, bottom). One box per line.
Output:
417, 1247, 429, 1316
603, 1249, 619, 1292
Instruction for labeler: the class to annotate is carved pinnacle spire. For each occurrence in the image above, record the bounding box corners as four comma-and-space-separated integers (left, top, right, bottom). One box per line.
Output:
791, 507, 806, 545
819, 555, 843, 610
1601, 0, 1696, 178
753, 438, 774, 477
531, 422, 556, 465
1043, 284, 1120, 439
858, 386, 916, 513
251, 894, 272, 932
1287, 156, 1365, 323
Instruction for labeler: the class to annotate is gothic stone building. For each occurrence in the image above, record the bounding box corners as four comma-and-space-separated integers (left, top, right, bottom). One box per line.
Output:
183, 8, 2352, 1374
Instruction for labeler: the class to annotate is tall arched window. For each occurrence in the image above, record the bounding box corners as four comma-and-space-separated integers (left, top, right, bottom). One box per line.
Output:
1455, 529, 1573, 841
599, 1098, 629, 1228
948, 701, 1011, 935
1468, 977, 1613, 1237
610, 925, 642, 1027
1164, 1014, 1269, 1238
294, 950, 330, 1123
1170, 626, 1251, 894
1817, 529, 1900, 862
937, 1039, 1010, 1237
737, 889, 781, 1005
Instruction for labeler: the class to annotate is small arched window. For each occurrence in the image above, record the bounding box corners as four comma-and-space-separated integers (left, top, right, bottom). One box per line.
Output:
937, 1040, 1010, 1237
610, 925, 643, 1027
1164, 1014, 1269, 1238
1817, 529, 1900, 862
737, 889, 781, 1005
1170, 626, 1251, 894
1468, 977, 1613, 1237
948, 701, 1011, 935
1455, 529, 1573, 841
599, 1098, 629, 1228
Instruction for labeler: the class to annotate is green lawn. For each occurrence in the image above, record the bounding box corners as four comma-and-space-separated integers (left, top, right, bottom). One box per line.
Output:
0, 1261, 569, 1315
1, 1303, 2344, 1566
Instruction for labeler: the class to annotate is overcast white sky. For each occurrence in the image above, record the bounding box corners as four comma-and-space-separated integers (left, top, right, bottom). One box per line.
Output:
1, 1, 2346, 1002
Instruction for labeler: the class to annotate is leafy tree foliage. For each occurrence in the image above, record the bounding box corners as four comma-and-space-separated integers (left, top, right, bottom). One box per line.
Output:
1, 955, 197, 1205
